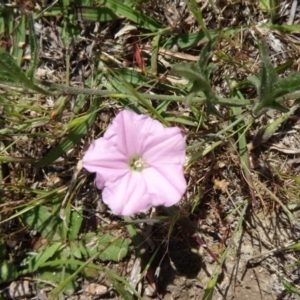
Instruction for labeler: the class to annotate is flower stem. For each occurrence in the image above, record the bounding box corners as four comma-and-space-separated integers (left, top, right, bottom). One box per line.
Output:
1, 79, 254, 107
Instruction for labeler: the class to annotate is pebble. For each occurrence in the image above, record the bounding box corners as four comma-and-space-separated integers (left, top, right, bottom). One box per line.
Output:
9, 281, 32, 299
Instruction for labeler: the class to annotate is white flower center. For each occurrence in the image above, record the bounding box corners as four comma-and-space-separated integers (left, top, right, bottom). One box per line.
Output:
129, 156, 147, 172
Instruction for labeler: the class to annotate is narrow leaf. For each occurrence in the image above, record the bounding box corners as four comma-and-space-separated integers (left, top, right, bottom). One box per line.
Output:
98, 235, 129, 262
34, 98, 100, 167
171, 63, 211, 92
198, 38, 218, 77
251, 42, 291, 116
20, 205, 61, 241
188, 0, 211, 40
273, 72, 300, 98
97, 0, 161, 31
251, 105, 297, 149
0, 48, 50, 95
28, 242, 63, 272
26, 12, 39, 80
12, 14, 25, 67
258, 42, 278, 102
68, 209, 83, 241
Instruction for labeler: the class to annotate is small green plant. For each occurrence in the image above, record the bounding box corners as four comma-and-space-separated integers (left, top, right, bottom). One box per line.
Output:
249, 42, 300, 116
17, 204, 130, 296
171, 40, 300, 118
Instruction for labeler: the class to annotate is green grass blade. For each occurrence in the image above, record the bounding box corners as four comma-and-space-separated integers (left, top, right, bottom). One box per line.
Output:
74, 6, 118, 22
34, 98, 100, 167
12, 13, 25, 67
38, 6, 118, 22
266, 23, 300, 33
163, 26, 248, 50
107, 68, 168, 125
188, 0, 211, 40
202, 249, 228, 300
0, 7, 14, 35
230, 91, 255, 205
97, 0, 161, 31
26, 13, 39, 80
252, 42, 289, 116
45, 258, 142, 299
281, 278, 300, 296
0, 48, 50, 95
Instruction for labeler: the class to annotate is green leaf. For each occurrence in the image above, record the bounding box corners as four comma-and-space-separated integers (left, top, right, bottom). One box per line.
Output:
188, 0, 211, 40
273, 72, 300, 98
106, 69, 168, 125
252, 42, 290, 116
67, 208, 83, 241
285, 242, 300, 251
0, 7, 14, 35
34, 97, 100, 167
113, 69, 153, 87
163, 114, 197, 126
202, 249, 228, 300
198, 38, 218, 77
12, 14, 25, 67
20, 205, 61, 241
97, 0, 161, 31
162, 26, 247, 50
74, 6, 118, 22
70, 243, 82, 259
0, 261, 18, 283
39, 268, 77, 296
79, 232, 98, 257
171, 62, 222, 117
39, 6, 118, 22
0, 239, 7, 259
251, 106, 297, 149
36, 258, 142, 299
266, 23, 300, 33
23, 243, 78, 296
26, 13, 39, 80
247, 75, 260, 89
171, 63, 211, 92
109, 276, 133, 300
98, 234, 129, 262
258, 0, 278, 23
281, 278, 300, 296
28, 242, 63, 272
80, 233, 129, 262
258, 42, 278, 102
112, 69, 184, 94
0, 48, 50, 95
82, 265, 99, 278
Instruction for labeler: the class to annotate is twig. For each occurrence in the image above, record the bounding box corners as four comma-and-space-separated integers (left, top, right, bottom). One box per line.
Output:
288, 0, 298, 25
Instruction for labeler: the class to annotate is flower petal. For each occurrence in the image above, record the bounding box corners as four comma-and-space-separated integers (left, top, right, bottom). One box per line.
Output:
102, 172, 152, 215
104, 110, 148, 157
82, 138, 128, 189
142, 127, 186, 165
142, 165, 187, 207
103, 110, 185, 161
102, 164, 186, 215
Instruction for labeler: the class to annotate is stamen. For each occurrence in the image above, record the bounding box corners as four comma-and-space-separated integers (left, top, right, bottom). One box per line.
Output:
129, 156, 147, 171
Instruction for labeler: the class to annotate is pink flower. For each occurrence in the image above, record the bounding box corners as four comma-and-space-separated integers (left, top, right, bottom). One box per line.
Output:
82, 110, 187, 216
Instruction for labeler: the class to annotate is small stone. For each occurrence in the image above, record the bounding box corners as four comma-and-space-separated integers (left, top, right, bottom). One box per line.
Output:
9, 281, 32, 299
145, 285, 156, 297
84, 283, 108, 296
